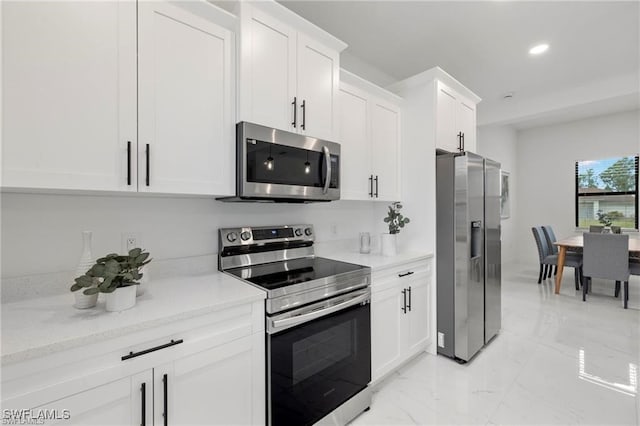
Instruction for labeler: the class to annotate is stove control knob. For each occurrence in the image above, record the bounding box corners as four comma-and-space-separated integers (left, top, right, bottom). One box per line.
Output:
240, 231, 252, 241
295, 228, 303, 237
226, 232, 238, 243
304, 227, 313, 236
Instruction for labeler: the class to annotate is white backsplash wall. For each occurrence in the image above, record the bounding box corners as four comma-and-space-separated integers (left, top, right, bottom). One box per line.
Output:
477, 124, 518, 266
1, 193, 378, 278
515, 109, 640, 264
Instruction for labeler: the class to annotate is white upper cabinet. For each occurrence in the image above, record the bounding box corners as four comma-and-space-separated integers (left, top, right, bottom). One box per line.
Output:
371, 99, 401, 201
436, 81, 478, 153
138, 2, 234, 196
339, 84, 371, 200
339, 71, 402, 202
2, 1, 137, 191
239, 7, 297, 133
2, 0, 235, 196
239, 2, 345, 141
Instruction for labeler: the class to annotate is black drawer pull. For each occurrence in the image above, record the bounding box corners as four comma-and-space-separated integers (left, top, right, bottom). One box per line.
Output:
163, 374, 168, 426
401, 288, 407, 314
398, 271, 414, 278
121, 339, 184, 361
127, 141, 132, 186
140, 382, 146, 426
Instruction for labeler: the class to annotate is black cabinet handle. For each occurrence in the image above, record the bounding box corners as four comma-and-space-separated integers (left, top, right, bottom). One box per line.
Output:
121, 339, 184, 361
140, 382, 146, 426
127, 141, 132, 186
401, 288, 407, 314
368, 175, 373, 197
462, 132, 465, 151
407, 286, 412, 312
291, 97, 297, 128
301, 100, 306, 130
398, 271, 414, 278
457, 132, 463, 151
145, 144, 150, 186
163, 374, 168, 426
374, 175, 379, 198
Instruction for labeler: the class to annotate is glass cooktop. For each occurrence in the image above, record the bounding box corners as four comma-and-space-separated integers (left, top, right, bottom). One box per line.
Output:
225, 257, 367, 291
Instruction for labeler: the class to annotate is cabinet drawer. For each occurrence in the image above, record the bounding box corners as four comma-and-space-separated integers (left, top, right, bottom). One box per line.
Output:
2, 302, 263, 403
372, 258, 432, 291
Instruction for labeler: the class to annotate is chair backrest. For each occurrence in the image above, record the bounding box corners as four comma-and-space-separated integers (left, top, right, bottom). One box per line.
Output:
589, 225, 604, 233
582, 233, 629, 281
611, 226, 621, 234
542, 225, 558, 255
531, 226, 551, 262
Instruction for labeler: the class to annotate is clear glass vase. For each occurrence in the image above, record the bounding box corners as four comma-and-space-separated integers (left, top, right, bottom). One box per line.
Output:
73, 231, 98, 309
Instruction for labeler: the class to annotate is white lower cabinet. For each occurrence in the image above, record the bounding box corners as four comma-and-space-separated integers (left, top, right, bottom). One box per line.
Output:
1, 306, 265, 425
154, 335, 258, 425
22, 371, 152, 426
371, 259, 432, 383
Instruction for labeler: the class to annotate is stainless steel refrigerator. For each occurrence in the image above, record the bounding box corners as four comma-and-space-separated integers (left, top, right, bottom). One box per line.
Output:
436, 151, 501, 363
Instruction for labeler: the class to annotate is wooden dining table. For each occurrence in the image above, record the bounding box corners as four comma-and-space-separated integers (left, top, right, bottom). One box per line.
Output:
554, 235, 640, 294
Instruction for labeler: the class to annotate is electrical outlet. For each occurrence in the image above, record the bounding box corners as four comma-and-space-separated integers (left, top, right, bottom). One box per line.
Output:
330, 224, 338, 235
438, 332, 445, 348
121, 233, 140, 253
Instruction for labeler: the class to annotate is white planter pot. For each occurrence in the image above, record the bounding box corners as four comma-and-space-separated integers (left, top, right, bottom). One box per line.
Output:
137, 266, 149, 297
73, 291, 98, 309
381, 233, 398, 257
105, 285, 137, 312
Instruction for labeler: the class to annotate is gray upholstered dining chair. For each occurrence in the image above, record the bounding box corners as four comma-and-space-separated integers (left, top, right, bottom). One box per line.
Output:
582, 233, 630, 309
542, 225, 559, 275
589, 225, 604, 233
532, 226, 583, 288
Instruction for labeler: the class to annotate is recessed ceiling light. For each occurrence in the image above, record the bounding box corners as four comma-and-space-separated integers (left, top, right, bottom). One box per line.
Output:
529, 43, 549, 55
503, 91, 515, 99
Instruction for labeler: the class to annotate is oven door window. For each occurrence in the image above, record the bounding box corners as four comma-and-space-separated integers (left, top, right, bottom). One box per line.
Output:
246, 140, 338, 188
269, 303, 370, 426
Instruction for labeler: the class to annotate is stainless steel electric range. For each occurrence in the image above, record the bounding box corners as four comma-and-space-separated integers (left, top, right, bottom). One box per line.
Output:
218, 224, 372, 426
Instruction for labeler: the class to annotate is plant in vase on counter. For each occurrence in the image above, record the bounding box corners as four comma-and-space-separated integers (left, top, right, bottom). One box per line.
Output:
381, 202, 410, 256
71, 248, 151, 312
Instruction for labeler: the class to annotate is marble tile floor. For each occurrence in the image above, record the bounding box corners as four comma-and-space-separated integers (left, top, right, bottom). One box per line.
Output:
352, 263, 640, 425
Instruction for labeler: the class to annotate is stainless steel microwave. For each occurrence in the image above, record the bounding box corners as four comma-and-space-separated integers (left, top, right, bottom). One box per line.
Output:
219, 122, 340, 203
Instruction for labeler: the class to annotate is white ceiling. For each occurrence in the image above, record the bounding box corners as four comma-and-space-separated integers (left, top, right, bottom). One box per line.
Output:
276, 0, 640, 128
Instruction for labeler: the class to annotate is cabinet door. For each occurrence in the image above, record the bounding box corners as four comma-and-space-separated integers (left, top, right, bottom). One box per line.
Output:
2, 1, 137, 191
371, 98, 401, 201
239, 6, 297, 133
371, 285, 406, 382
457, 98, 477, 153
7, 371, 153, 426
296, 33, 340, 141
435, 82, 459, 153
138, 2, 234, 196
338, 84, 371, 200
155, 336, 258, 425
405, 274, 432, 356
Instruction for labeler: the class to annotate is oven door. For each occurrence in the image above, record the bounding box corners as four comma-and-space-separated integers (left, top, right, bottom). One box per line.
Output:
267, 290, 371, 426
238, 122, 340, 201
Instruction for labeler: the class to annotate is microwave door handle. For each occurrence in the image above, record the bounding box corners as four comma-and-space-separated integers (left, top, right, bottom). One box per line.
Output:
322, 146, 331, 194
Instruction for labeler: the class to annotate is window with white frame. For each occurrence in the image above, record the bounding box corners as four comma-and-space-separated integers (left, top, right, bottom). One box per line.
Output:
575, 156, 638, 230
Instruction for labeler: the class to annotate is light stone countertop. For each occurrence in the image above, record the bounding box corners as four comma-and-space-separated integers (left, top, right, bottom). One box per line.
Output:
316, 248, 433, 271
1, 272, 265, 365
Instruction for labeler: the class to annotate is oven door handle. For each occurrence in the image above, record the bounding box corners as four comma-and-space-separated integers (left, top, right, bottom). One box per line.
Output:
322, 145, 331, 194
268, 289, 370, 334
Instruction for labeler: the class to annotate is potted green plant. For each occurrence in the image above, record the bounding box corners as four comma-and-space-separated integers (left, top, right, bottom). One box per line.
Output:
71, 248, 151, 312
381, 202, 410, 256
597, 210, 613, 232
